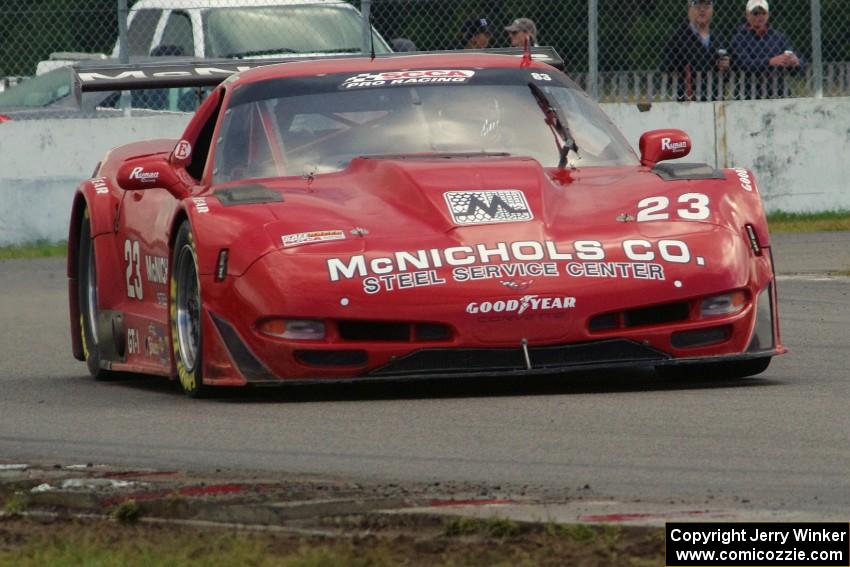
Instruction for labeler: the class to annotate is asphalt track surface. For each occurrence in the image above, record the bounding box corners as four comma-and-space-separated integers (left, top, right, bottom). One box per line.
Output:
1, 232, 849, 516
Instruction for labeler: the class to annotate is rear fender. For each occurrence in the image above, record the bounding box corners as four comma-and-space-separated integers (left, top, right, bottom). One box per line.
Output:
67, 177, 122, 360
67, 192, 87, 361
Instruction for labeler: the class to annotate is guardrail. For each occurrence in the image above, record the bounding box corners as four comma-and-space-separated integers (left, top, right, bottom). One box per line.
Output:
571, 62, 850, 103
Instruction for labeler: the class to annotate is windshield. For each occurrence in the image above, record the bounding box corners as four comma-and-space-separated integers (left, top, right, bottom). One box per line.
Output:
204, 6, 390, 58
212, 68, 637, 182
0, 68, 72, 108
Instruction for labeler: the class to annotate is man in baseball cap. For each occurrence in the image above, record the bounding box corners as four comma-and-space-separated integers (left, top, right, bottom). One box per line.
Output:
731, 0, 803, 97
505, 18, 538, 47
746, 0, 769, 14
457, 17, 492, 49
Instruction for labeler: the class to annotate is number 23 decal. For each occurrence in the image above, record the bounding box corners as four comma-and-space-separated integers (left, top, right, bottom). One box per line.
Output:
636, 193, 710, 222
124, 239, 143, 300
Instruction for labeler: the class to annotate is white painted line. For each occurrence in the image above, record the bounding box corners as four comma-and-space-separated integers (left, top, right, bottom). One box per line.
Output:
777, 274, 849, 282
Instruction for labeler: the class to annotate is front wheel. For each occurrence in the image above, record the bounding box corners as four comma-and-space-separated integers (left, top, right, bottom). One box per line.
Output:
656, 357, 771, 381
170, 221, 210, 398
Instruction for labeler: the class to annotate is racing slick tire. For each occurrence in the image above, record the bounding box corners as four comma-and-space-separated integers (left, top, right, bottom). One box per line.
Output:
655, 357, 771, 381
77, 210, 118, 381
170, 221, 210, 398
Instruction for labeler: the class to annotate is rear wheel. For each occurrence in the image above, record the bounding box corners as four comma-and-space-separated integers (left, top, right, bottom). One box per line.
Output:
170, 221, 209, 398
77, 210, 117, 380
656, 357, 771, 381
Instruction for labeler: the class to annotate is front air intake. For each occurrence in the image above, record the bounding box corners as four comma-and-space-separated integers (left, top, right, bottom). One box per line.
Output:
295, 350, 368, 367
624, 302, 690, 328
336, 321, 452, 342
671, 325, 732, 348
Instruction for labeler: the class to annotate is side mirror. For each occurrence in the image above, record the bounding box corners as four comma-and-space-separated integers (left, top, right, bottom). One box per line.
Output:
639, 129, 691, 167
117, 157, 188, 199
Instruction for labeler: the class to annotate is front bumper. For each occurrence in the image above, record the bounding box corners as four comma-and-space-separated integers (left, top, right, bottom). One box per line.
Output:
201, 285, 783, 385
198, 238, 784, 386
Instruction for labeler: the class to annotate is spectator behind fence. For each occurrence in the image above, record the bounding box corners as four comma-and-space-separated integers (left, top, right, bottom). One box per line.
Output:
731, 0, 804, 98
456, 17, 492, 49
661, 0, 730, 101
505, 18, 538, 48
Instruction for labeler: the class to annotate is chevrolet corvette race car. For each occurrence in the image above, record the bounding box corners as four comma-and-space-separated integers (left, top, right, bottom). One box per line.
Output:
67, 49, 784, 397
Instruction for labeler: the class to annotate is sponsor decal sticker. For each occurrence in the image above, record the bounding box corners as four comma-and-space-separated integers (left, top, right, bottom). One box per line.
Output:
91, 177, 109, 195
661, 137, 688, 153
144, 255, 168, 285
341, 70, 475, 89
174, 140, 192, 160
734, 168, 754, 192
129, 166, 160, 183
501, 279, 534, 291
127, 328, 140, 355
145, 324, 169, 364
326, 238, 701, 294
444, 190, 532, 225
466, 295, 576, 316
77, 66, 254, 83
191, 197, 209, 213
282, 230, 346, 248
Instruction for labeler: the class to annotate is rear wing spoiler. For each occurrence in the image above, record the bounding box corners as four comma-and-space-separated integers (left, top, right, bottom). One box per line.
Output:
72, 47, 564, 95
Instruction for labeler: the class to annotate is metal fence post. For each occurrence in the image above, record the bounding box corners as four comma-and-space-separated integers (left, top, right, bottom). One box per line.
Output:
588, 0, 599, 100
811, 0, 823, 98
117, 0, 130, 115
361, 0, 372, 55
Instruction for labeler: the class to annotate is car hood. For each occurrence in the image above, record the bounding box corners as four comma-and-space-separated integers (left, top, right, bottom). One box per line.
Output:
253, 154, 742, 247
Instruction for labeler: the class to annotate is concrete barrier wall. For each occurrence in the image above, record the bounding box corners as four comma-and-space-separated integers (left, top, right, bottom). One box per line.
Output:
1, 99, 848, 245
0, 116, 190, 246
610, 98, 850, 213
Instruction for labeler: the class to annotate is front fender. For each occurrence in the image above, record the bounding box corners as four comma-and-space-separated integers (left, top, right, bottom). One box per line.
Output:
720, 167, 770, 247
178, 194, 279, 277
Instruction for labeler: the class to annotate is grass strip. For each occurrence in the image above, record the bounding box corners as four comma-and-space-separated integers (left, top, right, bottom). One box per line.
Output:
767, 210, 850, 232
0, 240, 67, 260
0, 516, 665, 567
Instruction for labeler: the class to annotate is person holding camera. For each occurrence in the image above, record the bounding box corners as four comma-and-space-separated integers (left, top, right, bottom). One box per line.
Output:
661, 0, 731, 101
730, 0, 804, 98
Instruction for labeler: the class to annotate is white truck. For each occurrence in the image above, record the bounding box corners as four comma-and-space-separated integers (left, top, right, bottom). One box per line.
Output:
116, 0, 390, 59
36, 0, 391, 75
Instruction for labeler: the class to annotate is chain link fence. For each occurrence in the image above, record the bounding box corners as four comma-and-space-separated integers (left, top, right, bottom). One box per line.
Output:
1, 0, 848, 105
373, 0, 845, 101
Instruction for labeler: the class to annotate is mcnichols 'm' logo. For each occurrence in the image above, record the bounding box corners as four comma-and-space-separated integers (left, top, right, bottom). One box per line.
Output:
444, 190, 533, 225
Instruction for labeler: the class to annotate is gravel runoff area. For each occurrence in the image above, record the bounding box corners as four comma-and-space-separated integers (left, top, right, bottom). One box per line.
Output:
0, 462, 666, 566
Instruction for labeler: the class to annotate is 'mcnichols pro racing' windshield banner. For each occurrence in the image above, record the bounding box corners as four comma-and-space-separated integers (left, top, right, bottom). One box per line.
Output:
666, 522, 849, 566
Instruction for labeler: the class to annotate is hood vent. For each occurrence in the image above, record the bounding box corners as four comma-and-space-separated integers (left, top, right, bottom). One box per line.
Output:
214, 184, 283, 206
652, 163, 725, 181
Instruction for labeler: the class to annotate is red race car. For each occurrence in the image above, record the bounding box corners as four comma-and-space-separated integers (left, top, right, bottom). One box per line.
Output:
67, 49, 784, 397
